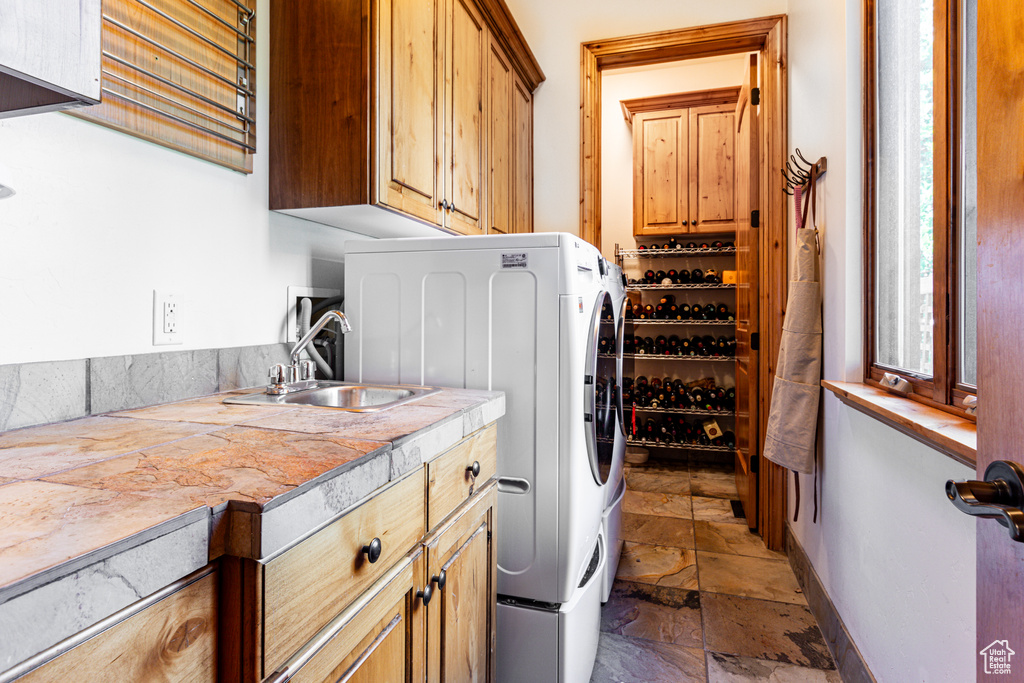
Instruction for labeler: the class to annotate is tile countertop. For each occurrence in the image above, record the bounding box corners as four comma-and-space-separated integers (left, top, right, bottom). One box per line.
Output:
0, 386, 504, 671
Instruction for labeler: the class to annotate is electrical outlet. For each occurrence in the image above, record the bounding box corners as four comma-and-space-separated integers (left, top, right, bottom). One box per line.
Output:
153, 290, 183, 345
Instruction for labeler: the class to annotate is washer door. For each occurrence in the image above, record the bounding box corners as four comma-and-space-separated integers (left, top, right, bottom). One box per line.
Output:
585, 291, 617, 485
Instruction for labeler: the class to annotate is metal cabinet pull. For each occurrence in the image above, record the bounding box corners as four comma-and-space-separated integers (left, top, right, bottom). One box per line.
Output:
947, 460, 1024, 542
417, 584, 433, 605
466, 461, 481, 478
431, 570, 447, 590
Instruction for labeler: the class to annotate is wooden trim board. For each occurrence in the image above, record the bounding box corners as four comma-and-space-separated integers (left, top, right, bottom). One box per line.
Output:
620, 86, 740, 124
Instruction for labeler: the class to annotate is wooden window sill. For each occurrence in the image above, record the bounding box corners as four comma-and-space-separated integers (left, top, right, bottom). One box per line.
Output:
821, 380, 976, 468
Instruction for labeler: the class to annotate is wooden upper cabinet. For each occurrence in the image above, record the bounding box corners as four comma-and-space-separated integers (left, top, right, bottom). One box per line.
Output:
487, 38, 513, 235
269, 0, 543, 236
445, 0, 487, 235
512, 73, 534, 233
378, 0, 445, 226
623, 87, 739, 235
689, 103, 737, 233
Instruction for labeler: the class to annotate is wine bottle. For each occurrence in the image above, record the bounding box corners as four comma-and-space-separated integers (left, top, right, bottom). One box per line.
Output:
666, 269, 678, 284
644, 269, 656, 283
716, 303, 730, 320
691, 268, 704, 282
704, 268, 719, 283
655, 335, 668, 354
659, 293, 676, 305
678, 269, 692, 283
679, 303, 691, 319
655, 270, 667, 283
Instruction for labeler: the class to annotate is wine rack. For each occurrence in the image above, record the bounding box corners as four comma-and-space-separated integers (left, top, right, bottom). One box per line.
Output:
616, 235, 738, 453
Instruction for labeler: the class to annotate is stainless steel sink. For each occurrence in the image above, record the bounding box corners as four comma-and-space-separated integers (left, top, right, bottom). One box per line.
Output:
223, 382, 440, 412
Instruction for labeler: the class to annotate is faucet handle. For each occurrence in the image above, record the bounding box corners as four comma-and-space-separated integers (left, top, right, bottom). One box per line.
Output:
269, 364, 289, 384
298, 359, 317, 381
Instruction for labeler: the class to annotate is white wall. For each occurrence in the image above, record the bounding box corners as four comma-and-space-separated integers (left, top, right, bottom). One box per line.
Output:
503, 0, 787, 234
0, 0, 370, 366
787, 1, 976, 681
599, 57, 746, 260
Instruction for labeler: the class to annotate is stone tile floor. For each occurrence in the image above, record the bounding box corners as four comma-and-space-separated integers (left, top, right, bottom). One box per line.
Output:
591, 458, 841, 683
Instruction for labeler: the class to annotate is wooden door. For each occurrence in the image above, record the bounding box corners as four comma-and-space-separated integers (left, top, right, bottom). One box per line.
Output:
689, 103, 737, 233
976, 1, 1024, 677
633, 110, 689, 235
377, 0, 444, 226
444, 0, 487, 235
426, 483, 497, 683
734, 55, 760, 530
487, 38, 513, 235
512, 72, 533, 233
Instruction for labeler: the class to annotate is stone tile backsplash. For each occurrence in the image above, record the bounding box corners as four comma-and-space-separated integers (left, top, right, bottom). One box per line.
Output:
0, 343, 291, 432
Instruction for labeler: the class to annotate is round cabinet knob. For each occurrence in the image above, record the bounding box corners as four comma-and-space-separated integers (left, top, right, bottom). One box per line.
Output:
431, 570, 447, 590
361, 537, 382, 564
466, 461, 481, 478
417, 584, 433, 605
681, 220, 688, 226
439, 200, 449, 211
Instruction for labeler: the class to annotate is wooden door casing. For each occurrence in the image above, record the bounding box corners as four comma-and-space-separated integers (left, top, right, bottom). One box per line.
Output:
633, 110, 689, 235
976, 0, 1024, 675
734, 55, 760, 530
445, 0, 487, 235
377, 0, 444, 225
426, 482, 497, 683
689, 103, 738, 233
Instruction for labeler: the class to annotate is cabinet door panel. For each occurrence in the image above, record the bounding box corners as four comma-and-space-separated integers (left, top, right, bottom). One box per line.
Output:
512, 73, 533, 233
689, 104, 737, 232
379, 0, 443, 224
487, 40, 513, 235
634, 111, 688, 235
446, 0, 486, 234
426, 482, 496, 683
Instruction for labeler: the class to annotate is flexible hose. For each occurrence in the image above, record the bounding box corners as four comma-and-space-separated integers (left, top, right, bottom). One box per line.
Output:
311, 295, 346, 379
299, 297, 334, 379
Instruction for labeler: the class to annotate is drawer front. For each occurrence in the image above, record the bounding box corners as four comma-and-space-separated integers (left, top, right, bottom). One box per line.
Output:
18, 568, 217, 683
263, 471, 425, 674
426, 425, 497, 531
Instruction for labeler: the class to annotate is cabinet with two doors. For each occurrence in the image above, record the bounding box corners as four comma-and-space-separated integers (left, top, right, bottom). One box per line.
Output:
269, 0, 542, 236
10, 425, 498, 683
623, 87, 740, 236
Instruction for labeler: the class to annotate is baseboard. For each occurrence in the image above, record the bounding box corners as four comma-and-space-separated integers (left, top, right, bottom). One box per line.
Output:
785, 523, 877, 683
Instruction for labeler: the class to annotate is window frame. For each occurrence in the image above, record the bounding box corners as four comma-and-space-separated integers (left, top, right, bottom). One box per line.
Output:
863, 0, 976, 417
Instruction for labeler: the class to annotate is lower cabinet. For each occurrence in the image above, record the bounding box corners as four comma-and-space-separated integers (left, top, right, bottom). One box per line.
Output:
16, 567, 218, 682
425, 482, 497, 683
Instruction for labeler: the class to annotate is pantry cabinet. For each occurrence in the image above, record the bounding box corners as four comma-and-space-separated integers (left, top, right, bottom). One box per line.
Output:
624, 88, 739, 236
270, 0, 542, 236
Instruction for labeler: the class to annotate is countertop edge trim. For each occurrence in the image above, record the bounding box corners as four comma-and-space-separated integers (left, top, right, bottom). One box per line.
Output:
822, 380, 977, 469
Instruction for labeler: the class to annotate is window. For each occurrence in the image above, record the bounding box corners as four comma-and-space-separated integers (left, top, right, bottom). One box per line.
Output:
865, 0, 976, 413
71, 0, 256, 173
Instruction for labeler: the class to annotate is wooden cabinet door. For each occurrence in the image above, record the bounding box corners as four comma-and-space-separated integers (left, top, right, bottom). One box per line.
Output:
444, 0, 487, 235
512, 71, 533, 233
688, 103, 737, 233
377, 0, 445, 226
733, 55, 760, 530
283, 552, 427, 683
633, 110, 689, 235
486, 37, 513, 235
425, 482, 497, 683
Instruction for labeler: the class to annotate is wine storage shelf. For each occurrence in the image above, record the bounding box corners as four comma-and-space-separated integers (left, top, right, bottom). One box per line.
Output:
626, 440, 733, 453
628, 319, 734, 326
630, 406, 736, 417
627, 283, 735, 291
618, 247, 736, 258
608, 354, 736, 362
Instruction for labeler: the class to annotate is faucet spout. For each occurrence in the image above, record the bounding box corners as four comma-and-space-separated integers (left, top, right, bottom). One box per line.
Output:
290, 310, 352, 366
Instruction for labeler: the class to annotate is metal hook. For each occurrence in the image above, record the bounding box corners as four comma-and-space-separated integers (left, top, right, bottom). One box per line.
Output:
790, 154, 812, 174
786, 161, 810, 184
795, 148, 815, 169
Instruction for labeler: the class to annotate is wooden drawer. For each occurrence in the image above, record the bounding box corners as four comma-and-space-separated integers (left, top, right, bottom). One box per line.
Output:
426, 425, 497, 531
17, 567, 217, 682
271, 551, 426, 683
263, 471, 426, 673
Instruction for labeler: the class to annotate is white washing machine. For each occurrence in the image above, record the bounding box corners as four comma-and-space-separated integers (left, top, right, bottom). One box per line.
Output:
344, 233, 626, 682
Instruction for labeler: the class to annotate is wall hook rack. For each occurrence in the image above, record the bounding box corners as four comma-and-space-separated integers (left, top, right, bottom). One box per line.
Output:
782, 148, 827, 195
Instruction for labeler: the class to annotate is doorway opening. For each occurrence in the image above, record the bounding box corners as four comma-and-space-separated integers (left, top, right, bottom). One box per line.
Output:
579, 16, 789, 549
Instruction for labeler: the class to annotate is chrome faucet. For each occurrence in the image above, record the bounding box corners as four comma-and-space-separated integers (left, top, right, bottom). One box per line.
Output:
267, 310, 353, 394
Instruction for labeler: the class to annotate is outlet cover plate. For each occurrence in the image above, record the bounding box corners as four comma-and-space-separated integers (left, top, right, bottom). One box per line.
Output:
286, 286, 341, 343
153, 290, 183, 346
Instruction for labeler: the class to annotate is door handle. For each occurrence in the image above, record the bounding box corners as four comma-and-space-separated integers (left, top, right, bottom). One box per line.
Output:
947, 460, 1024, 542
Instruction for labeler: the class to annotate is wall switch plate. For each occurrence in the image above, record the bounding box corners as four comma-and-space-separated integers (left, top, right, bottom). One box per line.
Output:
153, 290, 183, 345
